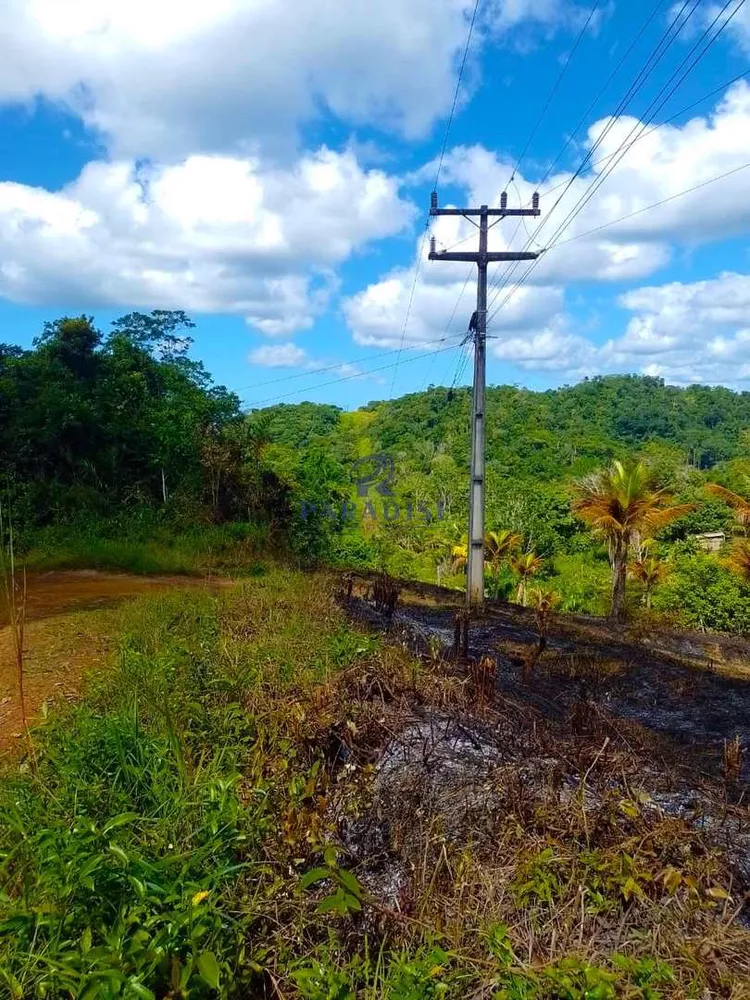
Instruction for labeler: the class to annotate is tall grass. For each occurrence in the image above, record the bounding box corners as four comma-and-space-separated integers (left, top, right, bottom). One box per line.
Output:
21, 522, 272, 576
0, 570, 747, 998
0, 571, 380, 998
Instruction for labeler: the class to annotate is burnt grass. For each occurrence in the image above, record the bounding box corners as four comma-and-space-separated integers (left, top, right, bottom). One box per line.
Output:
320, 574, 750, 991
335, 572, 750, 895
342, 574, 750, 787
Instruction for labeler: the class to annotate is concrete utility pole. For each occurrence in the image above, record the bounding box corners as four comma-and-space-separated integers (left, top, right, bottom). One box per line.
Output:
429, 191, 541, 609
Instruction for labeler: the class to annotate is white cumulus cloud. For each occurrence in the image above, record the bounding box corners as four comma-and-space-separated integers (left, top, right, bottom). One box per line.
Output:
683, 1, 750, 55
483, 271, 750, 387
346, 81, 750, 375
0, 0, 585, 159
608, 271, 750, 384
248, 342, 309, 368
0, 148, 414, 335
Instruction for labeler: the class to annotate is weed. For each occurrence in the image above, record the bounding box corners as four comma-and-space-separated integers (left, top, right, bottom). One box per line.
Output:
723, 735, 744, 794
0, 569, 747, 998
0, 507, 32, 760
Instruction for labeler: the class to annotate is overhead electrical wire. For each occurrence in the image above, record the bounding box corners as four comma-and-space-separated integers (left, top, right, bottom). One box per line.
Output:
388, 0, 482, 398
485, 0, 737, 321
447, 337, 473, 394
485, 0, 704, 313
536, 0, 671, 190
537, 0, 746, 259
482, 0, 682, 314
248, 1, 746, 410
440, 167, 750, 393
238, 332, 465, 394
505, 0, 604, 187
246, 342, 463, 409
418, 277, 474, 391
243, 156, 750, 411
435, 0, 608, 381
539, 66, 750, 202
487, 0, 747, 325
546, 158, 750, 250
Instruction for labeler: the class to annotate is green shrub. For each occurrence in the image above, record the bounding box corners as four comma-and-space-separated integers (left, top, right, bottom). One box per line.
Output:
654, 553, 750, 634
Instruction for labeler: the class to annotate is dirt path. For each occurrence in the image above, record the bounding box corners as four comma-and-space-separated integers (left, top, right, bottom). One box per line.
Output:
0, 571, 227, 758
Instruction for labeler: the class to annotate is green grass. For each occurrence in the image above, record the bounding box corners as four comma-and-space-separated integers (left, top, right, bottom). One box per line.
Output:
0, 571, 385, 998
21, 523, 272, 576
0, 569, 747, 998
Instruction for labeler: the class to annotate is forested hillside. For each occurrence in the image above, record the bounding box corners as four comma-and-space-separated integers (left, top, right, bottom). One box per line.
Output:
0, 312, 329, 567
260, 376, 750, 478
2, 312, 750, 631
254, 378, 750, 630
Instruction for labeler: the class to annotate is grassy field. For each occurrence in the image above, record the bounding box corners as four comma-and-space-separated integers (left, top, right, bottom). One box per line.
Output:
20, 523, 272, 577
0, 569, 748, 998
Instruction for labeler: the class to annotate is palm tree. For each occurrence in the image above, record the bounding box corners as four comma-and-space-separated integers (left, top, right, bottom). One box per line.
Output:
572, 460, 693, 623
706, 481, 750, 535
728, 540, 750, 582
484, 529, 522, 572
629, 556, 667, 610
510, 551, 544, 606
450, 543, 468, 575
451, 531, 521, 580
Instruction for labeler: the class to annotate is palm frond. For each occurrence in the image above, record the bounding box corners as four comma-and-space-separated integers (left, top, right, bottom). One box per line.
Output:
706, 483, 750, 526
728, 540, 750, 582
706, 483, 750, 510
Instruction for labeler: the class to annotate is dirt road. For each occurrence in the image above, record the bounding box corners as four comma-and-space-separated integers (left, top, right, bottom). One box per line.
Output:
0, 571, 224, 757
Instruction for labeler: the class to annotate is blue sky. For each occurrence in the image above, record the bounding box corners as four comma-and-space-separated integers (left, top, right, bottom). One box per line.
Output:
1, 0, 750, 410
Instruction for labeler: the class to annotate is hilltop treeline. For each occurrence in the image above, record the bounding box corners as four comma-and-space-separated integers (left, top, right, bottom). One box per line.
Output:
258, 375, 750, 480
2, 312, 749, 630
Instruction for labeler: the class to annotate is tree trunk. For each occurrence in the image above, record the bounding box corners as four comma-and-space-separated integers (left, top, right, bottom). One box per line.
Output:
632, 530, 643, 562
610, 538, 627, 622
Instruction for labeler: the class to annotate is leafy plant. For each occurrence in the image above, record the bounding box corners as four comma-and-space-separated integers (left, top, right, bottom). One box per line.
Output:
510, 551, 544, 606
572, 461, 693, 622
300, 848, 366, 916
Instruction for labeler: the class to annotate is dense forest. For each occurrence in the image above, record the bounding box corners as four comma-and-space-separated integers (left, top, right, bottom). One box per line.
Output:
2, 311, 750, 632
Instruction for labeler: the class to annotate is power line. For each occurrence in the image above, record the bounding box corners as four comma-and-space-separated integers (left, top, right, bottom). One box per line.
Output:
484, 0, 697, 323
438, 0, 606, 369
488, 149, 750, 328
551, 159, 750, 249
433, 0, 482, 192
450, 341, 472, 391
242, 159, 750, 409
538, 67, 750, 202
387, 223, 430, 398
506, 0, 604, 186
486, 0, 715, 317
537, 0, 746, 262
434, 0, 601, 394
436, 0, 623, 382
418, 271, 475, 391
247, 342, 462, 409
388, 0, 482, 398
537, 0, 671, 189
238, 332, 466, 394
